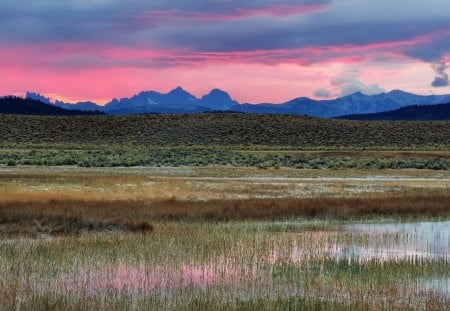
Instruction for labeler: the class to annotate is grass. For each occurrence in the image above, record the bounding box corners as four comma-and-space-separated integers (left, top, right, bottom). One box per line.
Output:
1, 190, 448, 235
1, 113, 449, 169
0, 220, 448, 310
1, 146, 450, 169
0, 112, 449, 309
1, 167, 449, 236
0, 167, 449, 310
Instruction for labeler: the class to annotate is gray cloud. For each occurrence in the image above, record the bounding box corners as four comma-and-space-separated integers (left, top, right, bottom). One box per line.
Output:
314, 88, 331, 98
0, 0, 449, 71
431, 61, 449, 87
0, 0, 331, 42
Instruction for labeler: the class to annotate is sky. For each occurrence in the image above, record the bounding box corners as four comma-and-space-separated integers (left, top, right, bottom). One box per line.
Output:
0, 0, 449, 104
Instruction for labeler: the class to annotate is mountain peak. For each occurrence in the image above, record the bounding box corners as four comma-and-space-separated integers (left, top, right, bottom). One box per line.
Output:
201, 88, 238, 110
347, 91, 366, 97
168, 86, 189, 95
203, 88, 232, 99
208, 88, 228, 95
387, 89, 413, 96
25, 91, 51, 105
18, 88, 450, 117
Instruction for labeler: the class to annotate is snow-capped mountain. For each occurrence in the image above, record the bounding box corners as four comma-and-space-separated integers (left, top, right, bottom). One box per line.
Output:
25, 88, 450, 117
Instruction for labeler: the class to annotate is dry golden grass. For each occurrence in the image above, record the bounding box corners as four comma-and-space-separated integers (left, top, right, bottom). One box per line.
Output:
2, 167, 449, 202
1, 166, 449, 237
1, 188, 448, 237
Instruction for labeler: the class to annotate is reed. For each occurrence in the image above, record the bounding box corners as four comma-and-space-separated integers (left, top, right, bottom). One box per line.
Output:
0, 221, 448, 310
0, 189, 448, 237
0, 167, 448, 310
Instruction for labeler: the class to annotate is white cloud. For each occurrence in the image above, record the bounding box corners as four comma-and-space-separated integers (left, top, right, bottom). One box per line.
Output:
331, 69, 384, 96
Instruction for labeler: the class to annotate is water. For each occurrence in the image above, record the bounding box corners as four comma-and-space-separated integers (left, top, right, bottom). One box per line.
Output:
341, 221, 450, 261
36, 221, 450, 302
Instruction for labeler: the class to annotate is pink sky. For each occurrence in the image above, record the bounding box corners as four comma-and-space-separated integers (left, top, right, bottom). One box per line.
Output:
0, 0, 449, 104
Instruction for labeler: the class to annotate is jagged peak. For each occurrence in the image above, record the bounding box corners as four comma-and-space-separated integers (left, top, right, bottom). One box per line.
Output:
25, 91, 52, 104
168, 86, 190, 95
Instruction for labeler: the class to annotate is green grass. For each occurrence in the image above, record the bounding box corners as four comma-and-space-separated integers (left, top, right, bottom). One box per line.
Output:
1, 113, 449, 168
1, 146, 449, 169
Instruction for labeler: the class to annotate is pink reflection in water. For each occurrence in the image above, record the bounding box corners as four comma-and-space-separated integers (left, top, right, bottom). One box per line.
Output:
52, 260, 241, 295
54, 264, 169, 295
182, 265, 216, 288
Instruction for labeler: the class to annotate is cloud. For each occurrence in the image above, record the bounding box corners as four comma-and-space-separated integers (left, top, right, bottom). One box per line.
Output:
431, 61, 449, 87
0, 0, 448, 57
314, 88, 331, 98
1, 0, 450, 102
331, 69, 385, 96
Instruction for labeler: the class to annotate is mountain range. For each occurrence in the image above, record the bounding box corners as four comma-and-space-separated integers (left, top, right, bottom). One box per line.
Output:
26, 87, 238, 115
23, 88, 450, 118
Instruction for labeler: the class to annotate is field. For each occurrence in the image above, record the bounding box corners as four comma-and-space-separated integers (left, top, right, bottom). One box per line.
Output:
0, 166, 449, 310
1, 114, 450, 169
0, 114, 449, 310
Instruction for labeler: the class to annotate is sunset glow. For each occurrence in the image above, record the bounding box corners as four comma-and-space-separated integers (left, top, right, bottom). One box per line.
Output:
1, 0, 449, 104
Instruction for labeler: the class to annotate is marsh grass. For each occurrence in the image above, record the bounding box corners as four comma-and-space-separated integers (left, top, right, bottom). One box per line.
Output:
1, 167, 449, 237
0, 189, 448, 236
0, 167, 448, 310
0, 221, 448, 310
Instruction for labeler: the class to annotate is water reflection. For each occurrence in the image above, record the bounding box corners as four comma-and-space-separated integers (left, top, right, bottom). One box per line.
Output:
341, 221, 449, 261
46, 221, 449, 301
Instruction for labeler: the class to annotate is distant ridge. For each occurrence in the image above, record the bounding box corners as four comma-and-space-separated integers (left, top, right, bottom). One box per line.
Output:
337, 103, 450, 121
0, 96, 105, 116
22, 88, 450, 117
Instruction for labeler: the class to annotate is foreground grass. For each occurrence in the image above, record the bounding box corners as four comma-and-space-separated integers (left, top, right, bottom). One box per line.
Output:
0, 221, 448, 310
0, 167, 448, 310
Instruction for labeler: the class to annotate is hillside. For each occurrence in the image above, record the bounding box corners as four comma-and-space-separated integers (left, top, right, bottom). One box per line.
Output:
338, 103, 450, 121
0, 96, 104, 116
0, 113, 448, 148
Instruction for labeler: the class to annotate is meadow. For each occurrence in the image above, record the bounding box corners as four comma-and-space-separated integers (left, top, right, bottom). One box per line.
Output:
1, 113, 449, 170
0, 166, 449, 310
0, 114, 449, 310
